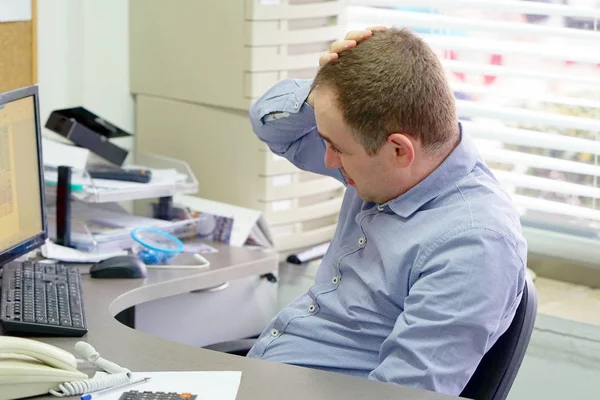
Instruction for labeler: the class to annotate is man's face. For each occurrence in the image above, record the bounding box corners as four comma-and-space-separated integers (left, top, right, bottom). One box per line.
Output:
313, 86, 398, 204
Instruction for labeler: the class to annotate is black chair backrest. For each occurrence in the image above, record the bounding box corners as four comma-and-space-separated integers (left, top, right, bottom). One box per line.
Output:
460, 276, 537, 400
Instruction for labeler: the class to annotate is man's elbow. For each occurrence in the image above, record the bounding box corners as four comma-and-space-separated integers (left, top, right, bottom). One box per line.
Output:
249, 100, 264, 134
248, 101, 275, 149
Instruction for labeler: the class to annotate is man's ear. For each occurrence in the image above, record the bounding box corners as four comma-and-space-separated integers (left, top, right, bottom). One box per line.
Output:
387, 133, 415, 168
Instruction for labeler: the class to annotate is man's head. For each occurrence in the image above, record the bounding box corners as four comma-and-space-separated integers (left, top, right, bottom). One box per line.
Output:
312, 28, 458, 203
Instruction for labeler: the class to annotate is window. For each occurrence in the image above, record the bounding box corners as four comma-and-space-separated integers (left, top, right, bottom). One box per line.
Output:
349, 0, 600, 263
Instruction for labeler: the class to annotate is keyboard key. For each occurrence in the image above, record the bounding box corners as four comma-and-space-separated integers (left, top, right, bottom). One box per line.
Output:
73, 319, 84, 328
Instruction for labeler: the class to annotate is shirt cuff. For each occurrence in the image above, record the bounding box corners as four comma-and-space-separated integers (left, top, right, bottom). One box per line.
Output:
261, 79, 314, 125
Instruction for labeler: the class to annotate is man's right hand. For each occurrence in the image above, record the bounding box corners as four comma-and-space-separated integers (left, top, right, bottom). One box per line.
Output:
307, 26, 388, 106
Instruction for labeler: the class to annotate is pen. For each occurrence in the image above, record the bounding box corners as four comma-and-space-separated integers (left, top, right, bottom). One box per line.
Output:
80, 377, 151, 400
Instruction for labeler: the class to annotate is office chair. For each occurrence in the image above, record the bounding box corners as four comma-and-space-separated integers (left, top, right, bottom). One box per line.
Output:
206, 276, 537, 400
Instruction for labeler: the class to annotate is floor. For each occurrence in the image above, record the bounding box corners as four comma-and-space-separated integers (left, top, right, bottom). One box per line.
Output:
535, 276, 600, 326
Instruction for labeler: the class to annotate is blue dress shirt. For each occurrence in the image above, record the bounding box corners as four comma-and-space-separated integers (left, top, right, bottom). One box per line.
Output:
247, 78, 526, 396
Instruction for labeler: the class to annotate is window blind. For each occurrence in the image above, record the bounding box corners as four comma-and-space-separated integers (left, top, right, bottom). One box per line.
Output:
348, 0, 600, 260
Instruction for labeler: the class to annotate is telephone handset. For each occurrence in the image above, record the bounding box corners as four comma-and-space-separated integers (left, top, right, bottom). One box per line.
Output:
0, 336, 131, 400
0, 336, 87, 400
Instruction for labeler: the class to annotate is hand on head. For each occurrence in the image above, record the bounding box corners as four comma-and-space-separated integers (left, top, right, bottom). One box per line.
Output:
319, 26, 388, 68
307, 26, 387, 106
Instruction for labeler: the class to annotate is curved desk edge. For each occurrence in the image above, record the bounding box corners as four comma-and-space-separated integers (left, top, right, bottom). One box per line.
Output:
108, 252, 278, 316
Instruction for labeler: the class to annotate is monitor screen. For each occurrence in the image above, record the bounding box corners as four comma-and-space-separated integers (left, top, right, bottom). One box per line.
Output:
0, 86, 46, 267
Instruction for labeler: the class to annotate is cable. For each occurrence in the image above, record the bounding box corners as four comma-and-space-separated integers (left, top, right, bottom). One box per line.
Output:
49, 373, 130, 397
49, 341, 132, 397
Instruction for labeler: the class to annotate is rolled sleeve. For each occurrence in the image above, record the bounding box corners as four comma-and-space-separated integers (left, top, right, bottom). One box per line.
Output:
249, 78, 315, 150
249, 78, 345, 183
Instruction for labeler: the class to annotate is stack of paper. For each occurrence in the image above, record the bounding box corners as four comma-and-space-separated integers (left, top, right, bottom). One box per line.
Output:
46, 202, 199, 253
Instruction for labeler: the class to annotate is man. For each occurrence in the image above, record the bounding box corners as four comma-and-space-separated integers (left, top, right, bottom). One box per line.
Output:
247, 27, 526, 396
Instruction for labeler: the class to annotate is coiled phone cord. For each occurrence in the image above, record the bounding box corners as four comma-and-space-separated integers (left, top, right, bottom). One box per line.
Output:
49, 341, 132, 397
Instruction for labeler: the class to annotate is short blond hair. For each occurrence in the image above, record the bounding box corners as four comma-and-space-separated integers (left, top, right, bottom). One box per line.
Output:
313, 28, 458, 155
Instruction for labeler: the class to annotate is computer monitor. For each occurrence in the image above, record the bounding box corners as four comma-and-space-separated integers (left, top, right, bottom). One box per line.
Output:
0, 85, 47, 268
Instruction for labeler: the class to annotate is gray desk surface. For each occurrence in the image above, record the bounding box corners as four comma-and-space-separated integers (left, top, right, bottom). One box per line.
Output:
21, 243, 455, 400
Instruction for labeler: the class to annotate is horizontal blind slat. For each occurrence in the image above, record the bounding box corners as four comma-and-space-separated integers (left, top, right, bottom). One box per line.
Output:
349, 0, 600, 19
513, 195, 600, 221
452, 83, 600, 110
442, 59, 600, 87
480, 147, 600, 177
462, 121, 600, 155
349, 6, 600, 40
345, 27, 600, 64
457, 100, 600, 131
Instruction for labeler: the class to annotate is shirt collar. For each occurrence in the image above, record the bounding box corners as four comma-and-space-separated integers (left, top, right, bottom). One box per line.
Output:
386, 124, 480, 218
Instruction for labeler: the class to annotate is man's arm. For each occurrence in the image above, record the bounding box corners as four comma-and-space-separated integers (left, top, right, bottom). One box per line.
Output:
249, 78, 345, 182
368, 227, 526, 396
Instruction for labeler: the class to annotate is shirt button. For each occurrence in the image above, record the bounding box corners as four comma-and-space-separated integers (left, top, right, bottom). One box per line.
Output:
377, 204, 385, 211
332, 276, 340, 285
294, 102, 299, 109
358, 237, 366, 245
271, 329, 279, 337
308, 304, 316, 313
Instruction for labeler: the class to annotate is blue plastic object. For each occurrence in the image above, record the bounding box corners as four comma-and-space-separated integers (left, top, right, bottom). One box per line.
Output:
131, 227, 184, 265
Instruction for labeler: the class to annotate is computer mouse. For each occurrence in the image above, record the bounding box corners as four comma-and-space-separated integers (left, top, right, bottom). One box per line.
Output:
89, 255, 148, 279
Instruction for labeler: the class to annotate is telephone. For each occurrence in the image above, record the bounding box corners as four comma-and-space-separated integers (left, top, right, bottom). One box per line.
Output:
0, 336, 87, 400
0, 336, 131, 400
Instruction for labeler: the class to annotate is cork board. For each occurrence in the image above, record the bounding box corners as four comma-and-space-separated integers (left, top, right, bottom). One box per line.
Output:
0, 3, 35, 94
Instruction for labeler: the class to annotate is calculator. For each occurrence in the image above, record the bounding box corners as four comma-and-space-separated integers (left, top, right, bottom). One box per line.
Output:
119, 391, 198, 400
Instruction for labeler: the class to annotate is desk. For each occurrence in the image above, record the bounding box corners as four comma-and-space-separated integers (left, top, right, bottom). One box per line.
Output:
24, 243, 455, 400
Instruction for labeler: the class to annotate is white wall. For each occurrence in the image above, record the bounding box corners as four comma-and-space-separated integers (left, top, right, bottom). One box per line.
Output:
36, 0, 76, 139
37, 0, 134, 149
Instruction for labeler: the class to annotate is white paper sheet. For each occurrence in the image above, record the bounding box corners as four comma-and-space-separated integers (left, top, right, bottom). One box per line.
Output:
174, 194, 273, 248
41, 240, 127, 263
101, 371, 242, 400
0, 0, 32, 22
42, 138, 90, 170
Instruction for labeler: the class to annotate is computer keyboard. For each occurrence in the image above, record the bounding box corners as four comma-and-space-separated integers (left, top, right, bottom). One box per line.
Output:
0, 261, 87, 336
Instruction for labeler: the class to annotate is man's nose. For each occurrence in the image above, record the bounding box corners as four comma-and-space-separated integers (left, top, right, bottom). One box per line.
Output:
324, 147, 341, 169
